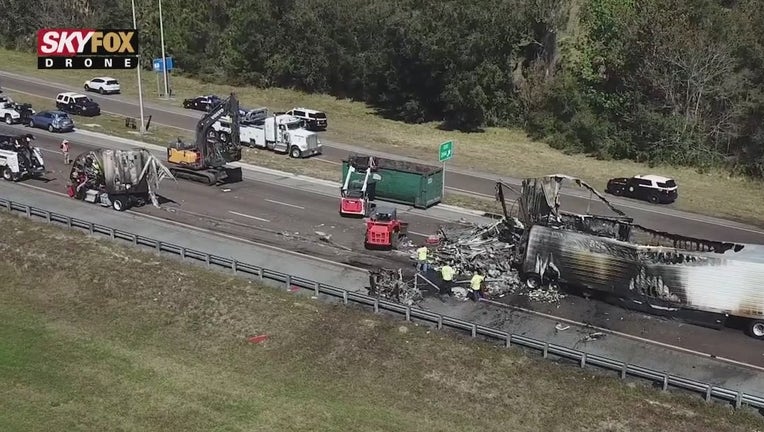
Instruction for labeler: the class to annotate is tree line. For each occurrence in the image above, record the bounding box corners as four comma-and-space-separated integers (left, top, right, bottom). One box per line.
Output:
2, 0, 764, 178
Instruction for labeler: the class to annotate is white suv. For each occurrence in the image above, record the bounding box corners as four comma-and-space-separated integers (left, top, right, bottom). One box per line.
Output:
285, 107, 327, 131
84, 77, 120, 94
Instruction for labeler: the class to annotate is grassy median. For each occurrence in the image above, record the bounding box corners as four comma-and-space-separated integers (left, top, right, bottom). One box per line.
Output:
0, 211, 760, 431
3, 47, 762, 226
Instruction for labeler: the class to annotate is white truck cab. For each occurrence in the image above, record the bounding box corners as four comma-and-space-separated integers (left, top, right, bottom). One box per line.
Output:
0, 96, 22, 125
213, 114, 322, 158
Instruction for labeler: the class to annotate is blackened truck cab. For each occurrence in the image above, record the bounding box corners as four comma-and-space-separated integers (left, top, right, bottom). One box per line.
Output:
605, 174, 678, 204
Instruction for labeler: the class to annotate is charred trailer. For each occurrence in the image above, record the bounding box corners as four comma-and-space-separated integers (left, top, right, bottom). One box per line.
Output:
66, 148, 175, 211
518, 224, 764, 339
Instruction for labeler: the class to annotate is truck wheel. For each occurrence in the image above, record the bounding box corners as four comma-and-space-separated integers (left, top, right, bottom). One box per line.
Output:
4, 114, 11, 125
2, 167, 12, 181
218, 131, 229, 143
524, 273, 542, 290
290, 146, 302, 158
748, 320, 764, 339
112, 197, 127, 211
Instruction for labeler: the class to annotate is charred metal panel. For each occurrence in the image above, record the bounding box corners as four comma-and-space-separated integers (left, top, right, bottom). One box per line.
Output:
523, 225, 764, 319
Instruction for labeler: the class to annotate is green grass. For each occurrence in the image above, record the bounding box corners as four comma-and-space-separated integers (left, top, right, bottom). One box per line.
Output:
0, 211, 760, 431
4, 47, 764, 227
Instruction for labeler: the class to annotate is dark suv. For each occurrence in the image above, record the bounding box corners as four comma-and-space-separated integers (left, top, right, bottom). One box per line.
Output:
55, 92, 101, 117
605, 175, 678, 204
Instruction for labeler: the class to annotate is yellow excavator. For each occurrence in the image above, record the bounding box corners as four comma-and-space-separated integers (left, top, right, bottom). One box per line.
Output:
166, 92, 243, 184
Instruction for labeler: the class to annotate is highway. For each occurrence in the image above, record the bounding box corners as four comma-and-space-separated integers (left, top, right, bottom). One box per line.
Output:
3, 71, 764, 245
2, 122, 763, 370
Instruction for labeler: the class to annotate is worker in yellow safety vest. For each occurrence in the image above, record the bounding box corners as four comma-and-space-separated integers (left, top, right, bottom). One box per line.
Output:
470, 273, 485, 302
416, 245, 429, 273
439, 263, 456, 296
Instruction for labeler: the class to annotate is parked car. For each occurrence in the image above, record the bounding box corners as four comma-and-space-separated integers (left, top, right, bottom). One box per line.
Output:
84, 77, 120, 94
182, 95, 222, 112
286, 107, 327, 131
28, 110, 75, 133
605, 174, 678, 204
55, 92, 101, 117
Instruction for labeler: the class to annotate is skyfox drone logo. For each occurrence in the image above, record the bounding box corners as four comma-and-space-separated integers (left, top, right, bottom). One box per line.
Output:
36, 28, 139, 70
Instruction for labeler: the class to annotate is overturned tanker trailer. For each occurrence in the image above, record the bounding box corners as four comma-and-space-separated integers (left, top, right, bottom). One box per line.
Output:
66, 148, 175, 211
503, 175, 764, 339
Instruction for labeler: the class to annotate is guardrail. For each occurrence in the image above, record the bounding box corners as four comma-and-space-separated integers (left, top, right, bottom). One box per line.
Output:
2, 196, 763, 412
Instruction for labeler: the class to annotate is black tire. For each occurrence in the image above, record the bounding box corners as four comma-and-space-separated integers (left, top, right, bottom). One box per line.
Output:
290, 146, 302, 158
84, 84, 90, 91
610, 186, 624, 196
111, 197, 126, 211
4, 114, 11, 125
48, 124, 54, 132
648, 193, 659, 204
29, 120, 35, 128
748, 320, 764, 339
218, 131, 229, 143
524, 273, 542, 290
99, 88, 104, 94
2, 166, 12, 181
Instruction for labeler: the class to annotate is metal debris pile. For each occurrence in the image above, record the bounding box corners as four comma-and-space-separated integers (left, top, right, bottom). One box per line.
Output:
367, 268, 422, 306
429, 218, 525, 296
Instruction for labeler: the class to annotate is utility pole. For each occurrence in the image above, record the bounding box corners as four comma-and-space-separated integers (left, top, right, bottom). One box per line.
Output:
158, 0, 170, 99
131, 0, 146, 133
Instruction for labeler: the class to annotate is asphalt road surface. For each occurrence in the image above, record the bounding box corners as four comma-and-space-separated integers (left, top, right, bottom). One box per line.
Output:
3, 123, 763, 370
3, 70, 764, 246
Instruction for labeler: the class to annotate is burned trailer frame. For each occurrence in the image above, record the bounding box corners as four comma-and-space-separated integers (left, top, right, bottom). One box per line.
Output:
66, 148, 175, 211
505, 175, 764, 339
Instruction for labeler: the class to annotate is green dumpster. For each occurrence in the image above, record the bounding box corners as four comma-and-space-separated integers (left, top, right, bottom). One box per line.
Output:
341, 154, 443, 209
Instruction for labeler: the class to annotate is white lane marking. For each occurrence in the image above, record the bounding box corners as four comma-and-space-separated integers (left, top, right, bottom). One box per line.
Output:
446, 186, 494, 198
264, 198, 304, 210
228, 210, 270, 223
315, 157, 341, 165
408, 231, 430, 237
38, 148, 59, 154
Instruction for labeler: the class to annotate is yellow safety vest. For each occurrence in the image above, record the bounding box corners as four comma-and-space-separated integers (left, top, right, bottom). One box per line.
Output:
470, 274, 484, 291
441, 266, 455, 281
417, 246, 428, 261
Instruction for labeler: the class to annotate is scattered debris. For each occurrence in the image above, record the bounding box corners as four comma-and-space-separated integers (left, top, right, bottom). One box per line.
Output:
247, 334, 269, 344
555, 323, 570, 331
367, 268, 422, 305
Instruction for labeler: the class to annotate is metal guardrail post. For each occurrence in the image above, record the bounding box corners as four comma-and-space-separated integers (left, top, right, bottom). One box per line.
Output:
256, 267, 263, 280
405, 306, 411, 321
314, 282, 320, 297
373, 297, 379, 313
620, 363, 627, 379
88, 222, 94, 234
580, 353, 587, 368
285, 274, 291, 290
471, 324, 477, 338
662, 374, 668, 391
45, 211, 51, 222
343, 290, 348, 305
5, 200, 10, 210
155, 240, 161, 253
437, 315, 442, 330
67, 216, 72, 228
132, 234, 138, 245
736, 392, 742, 409
505, 334, 511, 348
705, 385, 712, 402
543, 343, 549, 358
179, 247, 185, 259
205, 254, 210, 266
109, 227, 115, 239
25, 205, 30, 217
232, 260, 238, 274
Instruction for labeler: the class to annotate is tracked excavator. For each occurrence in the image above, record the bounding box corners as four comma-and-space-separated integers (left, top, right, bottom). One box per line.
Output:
166, 92, 243, 185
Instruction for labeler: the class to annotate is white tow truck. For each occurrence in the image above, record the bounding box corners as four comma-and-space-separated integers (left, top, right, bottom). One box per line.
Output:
0, 134, 45, 181
212, 112, 322, 159
0, 96, 32, 125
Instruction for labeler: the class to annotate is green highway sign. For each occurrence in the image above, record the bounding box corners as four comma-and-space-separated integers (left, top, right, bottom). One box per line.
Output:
439, 140, 453, 162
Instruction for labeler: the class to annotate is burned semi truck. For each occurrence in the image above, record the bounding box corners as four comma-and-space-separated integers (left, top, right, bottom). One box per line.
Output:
66, 148, 174, 211
504, 175, 764, 339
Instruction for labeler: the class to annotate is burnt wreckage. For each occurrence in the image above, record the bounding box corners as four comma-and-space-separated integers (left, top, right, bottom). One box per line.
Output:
507, 174, 764, 339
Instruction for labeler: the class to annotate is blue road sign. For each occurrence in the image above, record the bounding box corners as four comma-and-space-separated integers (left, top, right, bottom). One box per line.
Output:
152, 57, 174, 72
